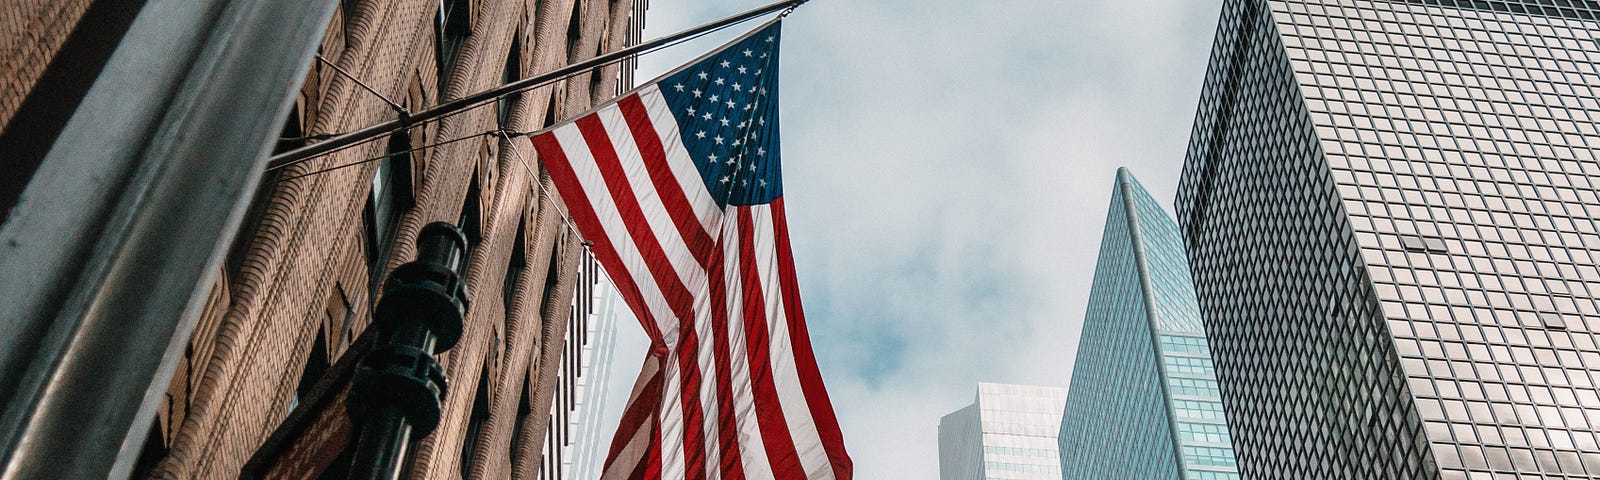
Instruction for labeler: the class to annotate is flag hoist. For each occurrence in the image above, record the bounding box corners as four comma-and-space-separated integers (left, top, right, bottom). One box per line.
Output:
530, 18, 853, 480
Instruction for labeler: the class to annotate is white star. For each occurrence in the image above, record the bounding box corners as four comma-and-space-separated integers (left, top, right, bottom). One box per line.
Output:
760, 53, 768, 59
725, 157, 736, 166
759, 87, 768, 95
709, 94, 719, 102
758, 118, 766, 126
743, 104, 752, 112
749, 163, 757, 172
720, 176, 730, 184
737, 121, 747, 128
709, 153, 718, 162
749, 85, 757, 94
702, 113, 713, 120
743, 49, 753, 57
757, 147, 766, 156
741, 179, 748, 187
732, 82, 742, 90
714, 136, 724, 144
714, 77, 725, 86
759, 179, 767, 188
692, 89, 702, 98
726, 100, 736, 109
737, 66, 748, 74
720, 60, 731, 68
755, 69, 763, 76
674, 83, 684, 91
697, 71, 708, 79
766, 36, 774, 43
686, 106, 696, 115
720, 118, 730, 126
695, 130, 706, 139
732, 138, 742, 146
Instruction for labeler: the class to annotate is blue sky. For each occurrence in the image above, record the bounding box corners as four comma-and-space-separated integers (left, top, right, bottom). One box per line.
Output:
601, 0, 1226, 477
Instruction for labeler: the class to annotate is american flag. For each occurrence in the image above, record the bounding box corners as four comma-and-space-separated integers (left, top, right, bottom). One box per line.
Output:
530, 21, 852, 480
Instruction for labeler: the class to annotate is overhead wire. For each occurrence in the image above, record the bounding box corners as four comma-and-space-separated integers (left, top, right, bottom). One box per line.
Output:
266, 0, 800, 174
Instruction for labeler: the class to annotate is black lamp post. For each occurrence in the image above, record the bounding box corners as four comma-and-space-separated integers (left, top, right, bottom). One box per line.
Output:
345, 222, 471, 480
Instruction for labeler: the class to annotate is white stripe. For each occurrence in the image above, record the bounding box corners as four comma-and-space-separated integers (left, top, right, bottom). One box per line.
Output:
596, 104, 715, 343
551, 122, 681, 347
638, 86, 724, 233
747, 206, 833, 478
601, 95, 726, 478
696, 309, 725, 480
721, 213, 774, 479
657, 357, 688, 480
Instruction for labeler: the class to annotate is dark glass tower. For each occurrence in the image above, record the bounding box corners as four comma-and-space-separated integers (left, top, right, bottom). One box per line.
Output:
1058, 169, 1239, 480
1177, 1, 1600, 479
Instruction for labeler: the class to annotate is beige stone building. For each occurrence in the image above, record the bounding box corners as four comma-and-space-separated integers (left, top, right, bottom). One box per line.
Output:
1, 0, 646, 478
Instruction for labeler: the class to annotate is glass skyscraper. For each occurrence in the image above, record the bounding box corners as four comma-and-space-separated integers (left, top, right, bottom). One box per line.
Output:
1057, 169, 1239, 480
1177, 1, 1600, 478
939, 383, 1068, 480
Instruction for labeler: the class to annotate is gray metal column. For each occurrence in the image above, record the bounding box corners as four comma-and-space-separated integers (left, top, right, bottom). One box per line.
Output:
0, 0, 339, 477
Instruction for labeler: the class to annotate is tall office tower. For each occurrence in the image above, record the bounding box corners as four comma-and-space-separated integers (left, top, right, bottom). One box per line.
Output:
547, 253, 622, 480
0, 0, 646, 478
1177, 1, 1600, 478
1058, 169, 1240, 480
938, 383, 1068, 480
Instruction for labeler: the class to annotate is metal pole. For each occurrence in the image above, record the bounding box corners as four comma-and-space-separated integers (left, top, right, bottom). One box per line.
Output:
266, 0, 808, 172
345, 222, 471, 480
0, 0, 340, 477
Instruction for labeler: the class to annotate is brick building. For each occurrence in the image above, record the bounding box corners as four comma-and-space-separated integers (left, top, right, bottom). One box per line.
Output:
1, 0, 646, 478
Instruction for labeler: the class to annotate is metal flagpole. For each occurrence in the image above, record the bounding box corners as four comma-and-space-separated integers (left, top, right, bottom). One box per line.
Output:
266, 0, 810, 172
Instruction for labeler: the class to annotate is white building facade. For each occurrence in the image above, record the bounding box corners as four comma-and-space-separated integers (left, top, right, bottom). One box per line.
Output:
939, 383, 1068, 480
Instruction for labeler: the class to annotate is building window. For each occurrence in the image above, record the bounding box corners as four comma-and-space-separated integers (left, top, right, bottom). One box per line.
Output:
505, 217, 527, 317
509, 381, 532, 464
461, 363, 491, 478
364, 132, 414, 279
459, 175, 482, 261
290, 329, 329, 413
435, 0, 471, 94
498, 34, 522, 130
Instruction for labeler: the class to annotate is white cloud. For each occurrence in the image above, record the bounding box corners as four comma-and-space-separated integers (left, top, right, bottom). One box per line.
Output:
596, 0, 1226, 478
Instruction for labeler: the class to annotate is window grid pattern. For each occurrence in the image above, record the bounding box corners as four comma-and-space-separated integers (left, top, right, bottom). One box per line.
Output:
1060, 172, 1238, 479
1177, 0, 1600, 479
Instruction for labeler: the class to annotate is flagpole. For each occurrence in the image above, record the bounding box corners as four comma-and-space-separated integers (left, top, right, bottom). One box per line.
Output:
266, 0, 810, 172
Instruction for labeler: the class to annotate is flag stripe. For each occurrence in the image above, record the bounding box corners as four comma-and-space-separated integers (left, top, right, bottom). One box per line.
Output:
602, 355, 665, 480
772, 198, 853, 478
735, 209, 805, 477
620, 93, 717, 270
532, 132, 666, 345
720, 219, 775, 479
578, 114, 707, 480
552, 122, 680, 347
534, 23, 852, 480
705, 241, 747, 480
638, 87, 721, 236
749, 206, 830, 476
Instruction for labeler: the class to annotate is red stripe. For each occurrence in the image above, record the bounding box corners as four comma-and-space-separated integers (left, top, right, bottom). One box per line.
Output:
770, 198, 853, 478
618, 94, 716, 270
672, 330, 709, 480
575, 114, 710, 479
532, 129, 665, 345
707, 236, 747, 480
645, 416, 662, 480
735, 208, 805, 478
605, 356, 665, 479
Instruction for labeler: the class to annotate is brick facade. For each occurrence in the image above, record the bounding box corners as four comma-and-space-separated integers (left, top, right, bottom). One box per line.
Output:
0, 0, 644, 478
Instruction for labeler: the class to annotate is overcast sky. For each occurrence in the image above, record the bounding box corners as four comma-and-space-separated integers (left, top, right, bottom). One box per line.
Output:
596, 0, 1226, 477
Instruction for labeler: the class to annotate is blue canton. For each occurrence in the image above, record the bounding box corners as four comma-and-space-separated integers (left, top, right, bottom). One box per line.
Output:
661, 22, 782, 207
